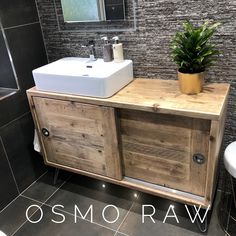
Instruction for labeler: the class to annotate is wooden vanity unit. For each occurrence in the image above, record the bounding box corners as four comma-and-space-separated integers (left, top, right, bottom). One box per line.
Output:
27, 79, 230, 208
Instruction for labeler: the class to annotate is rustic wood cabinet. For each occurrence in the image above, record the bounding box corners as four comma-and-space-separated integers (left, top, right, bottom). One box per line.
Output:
27, 79, 230, 208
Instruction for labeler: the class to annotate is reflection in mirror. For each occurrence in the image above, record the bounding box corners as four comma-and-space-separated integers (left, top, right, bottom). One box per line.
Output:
61, 0, 125, 23
61, 0, 106, 22
55, 0, 135, 32
0, 21, 19, 100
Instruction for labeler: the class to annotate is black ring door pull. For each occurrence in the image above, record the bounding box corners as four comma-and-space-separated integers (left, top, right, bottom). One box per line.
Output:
193, 154, 205, 164
42, 128, 50, 137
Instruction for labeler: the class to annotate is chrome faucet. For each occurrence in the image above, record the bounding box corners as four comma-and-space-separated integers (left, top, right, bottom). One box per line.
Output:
82, 40, 96, 61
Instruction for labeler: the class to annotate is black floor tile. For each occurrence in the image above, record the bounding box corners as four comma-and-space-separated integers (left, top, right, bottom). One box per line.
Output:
0, 140, 18, 211
118, 202, 199, 236
136, 191, 197, 219
118, 191, 225, 236
46, 174, 135, 230
208, 191, 229, 236
0, 196, 41, 235
22, 169, 71, 203
14, 205, 115, 236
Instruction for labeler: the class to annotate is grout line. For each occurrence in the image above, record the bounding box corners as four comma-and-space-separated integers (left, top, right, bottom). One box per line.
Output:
0, 111, 30, 130
20, 171, 48, 195
3, 21, 40, 31
114, 192, 141, 236
0, 90, 18, 101
11, 175, 71, 236
21, 195, 59, 211
0, 195, 21, 215
20, 195, 45, 205
44, 175, 72, 203
115, 232, 130, 236
114, 201, 135, 236
0, 136, 20, 194
0, 169, 48, 214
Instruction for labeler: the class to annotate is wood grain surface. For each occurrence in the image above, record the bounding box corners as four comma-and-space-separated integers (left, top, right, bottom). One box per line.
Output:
27, 79, 230, 120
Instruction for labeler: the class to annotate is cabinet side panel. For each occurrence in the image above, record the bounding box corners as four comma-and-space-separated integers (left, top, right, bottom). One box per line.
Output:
26, 93, 50, 165
190, 119, 211, 196
205, 101, 228, 204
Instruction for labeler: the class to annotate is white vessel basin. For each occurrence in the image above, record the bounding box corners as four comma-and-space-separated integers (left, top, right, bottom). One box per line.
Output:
32, 57, 133, 98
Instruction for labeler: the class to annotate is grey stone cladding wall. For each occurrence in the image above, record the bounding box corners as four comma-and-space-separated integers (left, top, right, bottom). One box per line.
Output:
36, 0, 236, 189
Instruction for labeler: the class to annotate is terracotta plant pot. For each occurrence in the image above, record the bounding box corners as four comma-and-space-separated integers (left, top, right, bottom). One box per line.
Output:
178, 71, 204, 95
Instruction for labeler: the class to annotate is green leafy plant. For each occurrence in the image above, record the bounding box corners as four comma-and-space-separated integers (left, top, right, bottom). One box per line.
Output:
171, 20, 220, 74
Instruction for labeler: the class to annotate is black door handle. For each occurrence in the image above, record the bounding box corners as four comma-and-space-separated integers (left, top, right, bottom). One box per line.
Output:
193, 153, 205, 164
42, 128, 50, 137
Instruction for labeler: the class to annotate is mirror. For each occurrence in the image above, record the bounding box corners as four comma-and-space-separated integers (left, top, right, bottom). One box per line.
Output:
54, 0, 136, 32
61, 0, 125, 23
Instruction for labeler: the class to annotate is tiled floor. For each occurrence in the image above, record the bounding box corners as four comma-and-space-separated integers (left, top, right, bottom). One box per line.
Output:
0, 170, 227, 236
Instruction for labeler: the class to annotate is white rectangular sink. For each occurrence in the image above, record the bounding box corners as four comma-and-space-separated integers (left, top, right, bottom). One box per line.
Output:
32, 57, 133, 98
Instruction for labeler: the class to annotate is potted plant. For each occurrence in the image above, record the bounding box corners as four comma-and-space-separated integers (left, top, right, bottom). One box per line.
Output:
171, 20, 220, 94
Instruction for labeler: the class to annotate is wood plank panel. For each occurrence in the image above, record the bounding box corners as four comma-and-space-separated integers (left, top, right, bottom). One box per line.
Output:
119, 109, 211, 196
123, 151, 189, 182
45, 114, 103, 136
38, 97, 103, 120
189, 119, 211, 196
51, 129, 104, 148
32, 96, 122, 180
50, 153, 106, 175
123, 141, 189, 163
102, 108, 122, 180
120, 110, 192, 152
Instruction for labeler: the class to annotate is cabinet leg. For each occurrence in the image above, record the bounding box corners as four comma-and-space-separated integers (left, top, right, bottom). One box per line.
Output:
190, 206, 208, 233
53, 168, 59, 185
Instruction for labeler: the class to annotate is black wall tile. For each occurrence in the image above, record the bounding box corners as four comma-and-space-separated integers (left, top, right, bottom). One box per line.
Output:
5, 23, 47, 91
0, 139, 18, 211
0, 113, 46, 192
0, 29, 17, 88
0, 91, 29, 127
0, 0, 38, 28
0, 0, 47, 212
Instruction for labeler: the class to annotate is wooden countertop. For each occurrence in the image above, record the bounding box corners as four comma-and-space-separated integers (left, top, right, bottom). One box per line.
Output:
27, 79, 230, 120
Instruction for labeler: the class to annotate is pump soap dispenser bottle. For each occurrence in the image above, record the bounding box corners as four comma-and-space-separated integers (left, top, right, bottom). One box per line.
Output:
101, 36, 113, 62
112, 36, 124, 63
